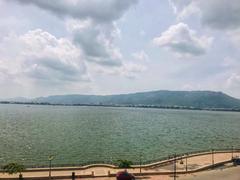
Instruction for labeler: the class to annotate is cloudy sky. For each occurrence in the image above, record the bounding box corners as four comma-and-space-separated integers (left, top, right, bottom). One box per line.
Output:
0, 0, 240, 98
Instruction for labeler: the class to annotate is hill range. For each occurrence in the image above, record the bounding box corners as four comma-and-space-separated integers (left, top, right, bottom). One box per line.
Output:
26, 90, 240, 110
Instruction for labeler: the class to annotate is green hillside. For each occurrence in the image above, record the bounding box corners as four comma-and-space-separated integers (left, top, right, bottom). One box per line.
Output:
34, 90, 240, 109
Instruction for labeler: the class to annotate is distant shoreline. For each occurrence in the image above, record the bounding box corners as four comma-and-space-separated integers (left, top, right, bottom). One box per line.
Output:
1, 101, 240, 112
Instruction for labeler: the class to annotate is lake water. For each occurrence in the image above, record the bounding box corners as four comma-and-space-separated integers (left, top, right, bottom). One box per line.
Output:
0, 104, 240, 167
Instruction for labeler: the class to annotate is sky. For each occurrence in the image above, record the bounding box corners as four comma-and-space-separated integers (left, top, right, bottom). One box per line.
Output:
0, 0, 240, 98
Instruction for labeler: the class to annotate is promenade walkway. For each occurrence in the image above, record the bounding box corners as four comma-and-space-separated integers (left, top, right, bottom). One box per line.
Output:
179, 165, 240, 180
0, 151, 239, 179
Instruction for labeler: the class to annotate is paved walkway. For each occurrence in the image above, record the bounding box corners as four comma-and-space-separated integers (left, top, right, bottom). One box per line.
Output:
0, 151, 239, 179
179, 165, 240, 180
60, 165, 240, 180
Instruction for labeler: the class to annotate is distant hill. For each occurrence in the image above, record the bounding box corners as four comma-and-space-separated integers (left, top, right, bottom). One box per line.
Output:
1, 97, 30, 102
33, 90, 240, 109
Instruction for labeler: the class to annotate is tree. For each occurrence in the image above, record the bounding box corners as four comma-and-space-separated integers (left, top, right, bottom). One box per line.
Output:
117, 160, 133, 168
2, 163, 25, 176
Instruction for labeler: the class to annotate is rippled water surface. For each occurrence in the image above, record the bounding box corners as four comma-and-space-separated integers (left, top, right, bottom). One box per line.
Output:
0, 104, 240, 166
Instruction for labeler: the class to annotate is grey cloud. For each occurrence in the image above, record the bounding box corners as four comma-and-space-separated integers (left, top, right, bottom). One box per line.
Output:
170, 0, 240, 30
169, 43, 205, 56
24, 57, 87, 82
73, 28, 109, 58
86, 57, 122, 66
69, 20, 123, 66
9, 0, 138, 22
200, 0, 240, 30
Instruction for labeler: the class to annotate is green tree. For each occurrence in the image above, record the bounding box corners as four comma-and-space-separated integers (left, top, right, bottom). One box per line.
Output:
2, 163, 25, 176
117, 159, 133, 168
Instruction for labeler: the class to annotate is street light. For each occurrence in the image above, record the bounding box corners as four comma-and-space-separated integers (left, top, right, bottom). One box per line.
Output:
173, 153, 177, 180
185, 153, 188, 172
211, 149, 214, 167
139, 153, 142, 174
110, 156, 113, 165
48, 155, 54, 179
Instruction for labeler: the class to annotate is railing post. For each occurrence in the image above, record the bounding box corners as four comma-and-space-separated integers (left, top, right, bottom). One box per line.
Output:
72, 172, 75, 180
19, 174, 23, 180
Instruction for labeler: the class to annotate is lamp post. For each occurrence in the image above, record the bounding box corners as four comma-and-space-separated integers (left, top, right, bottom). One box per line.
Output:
48, 155, 54, 179
185, 153, 188, 172
139, 153, 142, 174
110, 156, 113, 165
173, 153, 177, 180
211, 149, 214, 168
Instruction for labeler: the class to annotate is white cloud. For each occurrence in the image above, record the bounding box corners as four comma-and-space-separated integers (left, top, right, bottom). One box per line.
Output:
132, 51, 149, 62
181, 84, 195, 91
66, 19, 93, 32
139, 30, 146, 36
0, 29, 89, 87
153, 23, 213, 57
168, 0, 199, 20
91, 62, 147, 79
222, 57, 239, 68
227, 73, 240, 89
121, 63, 147, 79
227, 28, 240, 46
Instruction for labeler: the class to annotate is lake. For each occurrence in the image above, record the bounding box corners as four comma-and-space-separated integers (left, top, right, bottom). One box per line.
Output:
0, 104, 240, 167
